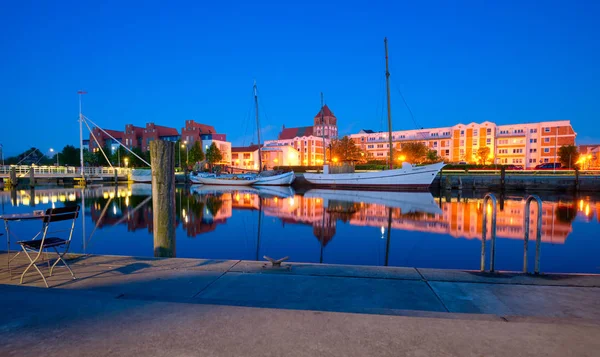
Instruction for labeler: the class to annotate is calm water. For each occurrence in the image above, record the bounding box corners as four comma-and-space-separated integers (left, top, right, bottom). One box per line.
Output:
1, 184, 599, 274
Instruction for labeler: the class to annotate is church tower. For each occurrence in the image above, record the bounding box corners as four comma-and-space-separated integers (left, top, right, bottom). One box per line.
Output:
313, 105, 338, 139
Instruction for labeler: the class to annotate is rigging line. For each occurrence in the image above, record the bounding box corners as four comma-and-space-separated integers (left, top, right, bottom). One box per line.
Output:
83, 115, 151, 167
388, 63, 428, 140
255, 86, 274, 141
241, 89, 255, 147
82, 118, 114, 168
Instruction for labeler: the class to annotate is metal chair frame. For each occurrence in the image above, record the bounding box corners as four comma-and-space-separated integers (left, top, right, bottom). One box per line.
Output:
18, 206, 80, 288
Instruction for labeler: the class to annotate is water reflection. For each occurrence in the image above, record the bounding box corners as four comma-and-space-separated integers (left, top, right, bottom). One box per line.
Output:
1, 185, 599, 273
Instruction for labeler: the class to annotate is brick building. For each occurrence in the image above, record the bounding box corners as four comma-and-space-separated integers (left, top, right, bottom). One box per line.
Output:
141, 123, 180, 151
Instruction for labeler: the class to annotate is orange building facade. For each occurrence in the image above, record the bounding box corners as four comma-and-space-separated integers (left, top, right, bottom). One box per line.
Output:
349, 120, 576, 168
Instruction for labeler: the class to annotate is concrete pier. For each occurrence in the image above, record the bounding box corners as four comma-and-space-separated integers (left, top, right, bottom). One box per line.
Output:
1, 252, 599, 356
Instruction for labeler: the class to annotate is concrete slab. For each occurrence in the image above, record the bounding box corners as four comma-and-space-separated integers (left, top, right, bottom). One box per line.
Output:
59, 268, 223, 300
196, 272, 446, 314
233, 260, 421, 280
431, 281, 600, 321
419, 268, 600, 287
68, 254, 240, 272
2, 284, 600, 357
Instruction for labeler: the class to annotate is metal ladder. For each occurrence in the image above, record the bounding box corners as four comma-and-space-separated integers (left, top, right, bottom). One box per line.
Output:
480, 193, 543, 274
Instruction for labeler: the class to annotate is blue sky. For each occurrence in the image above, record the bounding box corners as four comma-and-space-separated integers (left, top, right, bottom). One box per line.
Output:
1, 0, 599, 156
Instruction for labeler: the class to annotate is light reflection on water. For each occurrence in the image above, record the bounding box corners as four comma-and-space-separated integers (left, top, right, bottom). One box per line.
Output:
1, 184, 598, 274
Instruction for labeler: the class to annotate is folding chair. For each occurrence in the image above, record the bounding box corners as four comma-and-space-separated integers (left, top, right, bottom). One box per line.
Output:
18, 205, 80, 287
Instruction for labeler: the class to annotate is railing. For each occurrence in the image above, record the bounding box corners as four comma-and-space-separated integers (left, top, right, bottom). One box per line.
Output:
0, 165, 131, 177
480, 193, 498, 272
523, 195, 543, 274
480, 193, 544, 274
441, 169, 600, 176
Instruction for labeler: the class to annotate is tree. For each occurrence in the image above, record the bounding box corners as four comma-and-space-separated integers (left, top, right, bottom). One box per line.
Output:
558, 145, 579, 169
398, 142, 429, 164
57, 145, 81, 166
426, 150, 440, 163
327, 136, 365, 163
187, 141, 205, 167
205, 142, 223, 170
83, 149, 98, 166
475, 146, 491, 165
127, 147, 150, 168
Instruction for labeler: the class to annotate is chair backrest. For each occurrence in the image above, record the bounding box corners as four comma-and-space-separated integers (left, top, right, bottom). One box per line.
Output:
43, 205, 80, 224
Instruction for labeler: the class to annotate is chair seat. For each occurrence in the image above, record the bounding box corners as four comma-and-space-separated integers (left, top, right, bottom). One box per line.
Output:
18, 237, 67, 250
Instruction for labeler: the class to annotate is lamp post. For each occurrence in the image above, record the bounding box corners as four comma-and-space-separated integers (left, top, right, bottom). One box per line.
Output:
49, 148, 59, 166
179, 144, 184, 169
184, 140, 189, 167
124, 158, 129, 167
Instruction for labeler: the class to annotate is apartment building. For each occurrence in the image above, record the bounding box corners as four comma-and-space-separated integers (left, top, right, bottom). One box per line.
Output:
349, 120, 576, 168
88, 127, 124, 153
201, 133, 231, 165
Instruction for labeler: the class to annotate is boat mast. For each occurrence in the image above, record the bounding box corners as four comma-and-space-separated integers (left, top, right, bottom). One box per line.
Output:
254, 81, 262, 171
78, 90, 87, 178
384, 38, 393, 170
321, 92, 326, 164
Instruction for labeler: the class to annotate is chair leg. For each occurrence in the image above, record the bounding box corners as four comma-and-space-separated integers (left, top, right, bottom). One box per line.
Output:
50, 247, 75, 279
20, 246, 49, 288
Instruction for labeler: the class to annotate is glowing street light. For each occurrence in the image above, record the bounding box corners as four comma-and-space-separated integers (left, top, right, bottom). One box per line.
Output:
124, 158, 129, 167
49, 148, 59, 166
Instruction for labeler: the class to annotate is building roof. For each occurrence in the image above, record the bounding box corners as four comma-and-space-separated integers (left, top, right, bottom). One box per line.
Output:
314, 104, 335, 118
231, 144, 261, 153
154, 125, 179, 137
278, 126, 314, 140
360, 129, 375, 134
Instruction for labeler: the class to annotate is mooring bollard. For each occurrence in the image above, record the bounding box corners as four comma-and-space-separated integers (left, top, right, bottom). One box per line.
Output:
151, 140, 176, 258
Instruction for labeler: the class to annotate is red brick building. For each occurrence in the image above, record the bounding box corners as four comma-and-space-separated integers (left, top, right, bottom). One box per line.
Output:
141, 123, 180, 151
181, 120, 217, 145
123, 124, 145, 150
88, 127, 124, 152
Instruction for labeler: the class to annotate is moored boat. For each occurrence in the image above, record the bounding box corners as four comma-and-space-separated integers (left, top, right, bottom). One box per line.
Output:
192, 176, 258, 186
304, 162, 444, 190
130, 168, 152, 183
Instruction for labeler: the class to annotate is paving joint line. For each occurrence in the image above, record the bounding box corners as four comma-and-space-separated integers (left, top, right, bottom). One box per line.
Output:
416, 268, 450, 313
191, 260, 242, 298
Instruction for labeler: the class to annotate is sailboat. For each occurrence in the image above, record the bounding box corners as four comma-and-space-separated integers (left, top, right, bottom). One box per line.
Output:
304, 38, 444, 190
193, 82, 295, 186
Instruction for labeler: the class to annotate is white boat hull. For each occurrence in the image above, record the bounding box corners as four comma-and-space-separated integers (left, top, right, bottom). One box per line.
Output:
189, 172, 216, 184
255, 171, 295, 186
193, 176, 259, 186
130, 169, 152, 183
303, 162, 444, 190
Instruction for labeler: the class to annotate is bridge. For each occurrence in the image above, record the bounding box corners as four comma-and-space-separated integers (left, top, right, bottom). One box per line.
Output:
0, 165, 131, 184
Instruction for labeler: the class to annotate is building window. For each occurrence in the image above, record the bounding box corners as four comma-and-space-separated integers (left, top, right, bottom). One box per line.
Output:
530, 148, 537, 153
460, 149, 465, 155
530, 128, 537, 133
486, 138, 491, 144
433, 141, 438, 147
530, 139, 537, 143
460, 140, 464, 146
473, 141, 478, 146
544, 158, 549, 163
544, 137, 550, 143
367, 145, 374, 149
529, 159, 536, 163
445, 150, 450, 156
544, 148, 550, 153
473, 130, 478, 136
460, 130, 464, 136
544, 127, 551, 132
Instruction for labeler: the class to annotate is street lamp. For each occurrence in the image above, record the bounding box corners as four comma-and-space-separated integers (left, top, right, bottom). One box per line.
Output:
49, 148, 59, 166
124, 158, 129, 167
180, 144, 184, 169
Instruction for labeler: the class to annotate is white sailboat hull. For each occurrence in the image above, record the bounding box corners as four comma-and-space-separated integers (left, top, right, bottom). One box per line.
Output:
303, 162, 444, 190
193, 176, 259, 186
255, 171, 295, 186
189, 172, 216, 184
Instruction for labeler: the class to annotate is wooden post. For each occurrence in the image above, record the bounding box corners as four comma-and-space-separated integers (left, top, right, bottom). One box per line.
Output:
150, 140, 176, 258
574, 168, 580, 192
9, 166, 16, 187
29, 165, 35, 187
500, 166, 506, 191
114, 168, 118, 183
